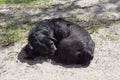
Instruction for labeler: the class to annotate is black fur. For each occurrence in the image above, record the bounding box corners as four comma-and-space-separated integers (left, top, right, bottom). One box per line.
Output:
24, 18, 95, 66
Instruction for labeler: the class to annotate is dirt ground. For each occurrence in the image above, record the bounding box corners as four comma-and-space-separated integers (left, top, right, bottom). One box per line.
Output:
0, 22, 120, 80
0, 0, 120, 80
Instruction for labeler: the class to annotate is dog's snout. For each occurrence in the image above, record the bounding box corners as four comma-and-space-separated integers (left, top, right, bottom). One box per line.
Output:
49, 42, 57, 55
51, 44, 57, 51
50, 41, 57, 51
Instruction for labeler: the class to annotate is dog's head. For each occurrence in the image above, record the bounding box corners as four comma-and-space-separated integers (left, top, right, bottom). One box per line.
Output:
27, 30, 57, 57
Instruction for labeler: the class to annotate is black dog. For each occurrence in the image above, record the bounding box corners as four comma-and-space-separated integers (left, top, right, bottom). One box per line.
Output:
24, 19, 57, 59
25, 18, 72, 59
48, 19, 95, 66
24, 18, 95, 66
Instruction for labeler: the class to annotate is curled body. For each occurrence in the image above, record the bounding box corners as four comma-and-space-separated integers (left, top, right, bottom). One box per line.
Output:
24, 18, 95, 66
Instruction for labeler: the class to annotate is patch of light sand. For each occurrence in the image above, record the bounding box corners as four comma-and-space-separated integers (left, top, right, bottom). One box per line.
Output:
0, 22, 120, 80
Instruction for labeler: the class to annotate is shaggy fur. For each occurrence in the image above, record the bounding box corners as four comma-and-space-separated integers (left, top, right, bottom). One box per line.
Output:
24, 18, 95, 66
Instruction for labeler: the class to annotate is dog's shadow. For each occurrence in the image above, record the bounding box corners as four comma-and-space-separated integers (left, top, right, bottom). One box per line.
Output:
18, 47, 89, 68
18, 47, 48, 65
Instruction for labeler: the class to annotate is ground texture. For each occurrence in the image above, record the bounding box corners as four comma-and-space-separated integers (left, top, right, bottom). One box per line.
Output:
0, 0, 120, 80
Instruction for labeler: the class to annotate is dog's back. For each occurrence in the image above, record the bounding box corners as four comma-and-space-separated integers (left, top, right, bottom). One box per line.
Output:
50, 18, 95, 66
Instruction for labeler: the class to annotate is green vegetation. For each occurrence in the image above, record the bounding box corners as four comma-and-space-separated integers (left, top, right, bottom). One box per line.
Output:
0, 0, 50, 8
1, 29, 25, 45
0, 16, 36, 46
0, 1, 120, 46
0, 21, 32, 46
0, 0, 51, 46
0, 0, 35, 4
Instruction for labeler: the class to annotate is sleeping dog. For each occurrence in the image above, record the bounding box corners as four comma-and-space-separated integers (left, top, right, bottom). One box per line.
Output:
24, 18, 95, 66
52, 19, 95, 66
24, 19, 57, 59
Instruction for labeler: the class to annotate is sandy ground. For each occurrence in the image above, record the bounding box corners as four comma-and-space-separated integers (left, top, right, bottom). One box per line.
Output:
0, 0, 120, 80
0, 22, 120, 80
